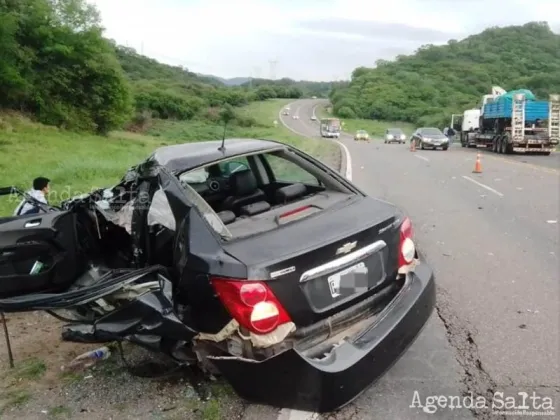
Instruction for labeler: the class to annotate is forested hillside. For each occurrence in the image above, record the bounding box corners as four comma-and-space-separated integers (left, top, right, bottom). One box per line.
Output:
330, 22, 560, 127
240, 78, 345, 98
0, 0, 323, 135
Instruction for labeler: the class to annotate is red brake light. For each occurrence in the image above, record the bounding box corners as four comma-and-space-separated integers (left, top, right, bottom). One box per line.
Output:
211, 277, 292, 334
279, 205, 312, 219
398, 217, 416, 270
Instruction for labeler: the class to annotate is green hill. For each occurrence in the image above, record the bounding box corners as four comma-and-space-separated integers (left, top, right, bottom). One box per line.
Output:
330, 22, 560, 127
0, 0, 337, 136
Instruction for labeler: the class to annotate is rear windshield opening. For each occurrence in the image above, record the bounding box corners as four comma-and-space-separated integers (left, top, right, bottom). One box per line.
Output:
177, 147, 357, 239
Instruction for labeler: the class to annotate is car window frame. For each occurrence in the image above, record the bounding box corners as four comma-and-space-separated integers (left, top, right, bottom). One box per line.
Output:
259, 152, 322, 186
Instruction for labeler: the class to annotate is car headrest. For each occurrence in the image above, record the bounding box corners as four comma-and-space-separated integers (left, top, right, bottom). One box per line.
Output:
239, 201, 271, 217
230, 169, 258, 196
217, 210, 236, 225
275, 183, 307, 203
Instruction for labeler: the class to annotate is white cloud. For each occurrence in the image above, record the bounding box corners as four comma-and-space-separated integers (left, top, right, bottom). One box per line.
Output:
89, 0, 559, 81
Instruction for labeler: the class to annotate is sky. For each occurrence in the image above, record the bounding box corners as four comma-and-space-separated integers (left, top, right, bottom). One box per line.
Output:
89, 0, 560, 81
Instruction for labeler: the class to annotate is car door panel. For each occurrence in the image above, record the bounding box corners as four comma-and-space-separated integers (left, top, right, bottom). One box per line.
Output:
0, 211, 87, 298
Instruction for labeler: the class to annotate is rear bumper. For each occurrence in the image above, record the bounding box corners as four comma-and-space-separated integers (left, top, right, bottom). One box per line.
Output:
212, 261, 436, 413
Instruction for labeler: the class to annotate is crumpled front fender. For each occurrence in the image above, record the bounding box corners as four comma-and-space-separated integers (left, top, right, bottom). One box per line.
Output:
61, 277, 197, 354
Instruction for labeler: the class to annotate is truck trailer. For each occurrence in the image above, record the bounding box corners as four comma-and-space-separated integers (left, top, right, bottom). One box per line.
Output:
458, 87, 560, 155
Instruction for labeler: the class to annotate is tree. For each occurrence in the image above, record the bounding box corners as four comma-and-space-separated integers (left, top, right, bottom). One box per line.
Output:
331, 22, 560, 127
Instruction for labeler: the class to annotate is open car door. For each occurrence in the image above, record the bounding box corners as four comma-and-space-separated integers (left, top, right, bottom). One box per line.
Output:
0, 188, 87, 298
0, 178, 198, 357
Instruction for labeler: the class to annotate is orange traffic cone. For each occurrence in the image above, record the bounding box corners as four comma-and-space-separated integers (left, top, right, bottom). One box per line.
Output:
472, 153, 482, 173
410, 140, 416, 152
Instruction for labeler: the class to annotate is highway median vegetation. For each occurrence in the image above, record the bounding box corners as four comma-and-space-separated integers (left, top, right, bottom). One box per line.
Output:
329, 22, 560, 128
0, 0, 339, 217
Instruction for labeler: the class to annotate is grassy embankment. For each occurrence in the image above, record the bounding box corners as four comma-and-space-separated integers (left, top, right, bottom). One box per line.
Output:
0, 99, 338, 216
316, 104, 416, 138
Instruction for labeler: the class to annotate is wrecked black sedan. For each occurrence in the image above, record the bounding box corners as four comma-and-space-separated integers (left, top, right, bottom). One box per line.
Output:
0, 139, 435, 412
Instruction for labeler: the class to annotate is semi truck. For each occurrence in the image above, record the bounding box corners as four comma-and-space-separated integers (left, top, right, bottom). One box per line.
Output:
457, 86, 560, 155
320, 118, 341, 138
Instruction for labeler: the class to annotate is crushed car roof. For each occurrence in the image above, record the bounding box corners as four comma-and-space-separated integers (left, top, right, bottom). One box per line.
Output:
151, 138, 285, 172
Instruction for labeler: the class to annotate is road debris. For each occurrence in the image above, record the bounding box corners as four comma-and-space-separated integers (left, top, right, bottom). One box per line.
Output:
61, 346, 111, 372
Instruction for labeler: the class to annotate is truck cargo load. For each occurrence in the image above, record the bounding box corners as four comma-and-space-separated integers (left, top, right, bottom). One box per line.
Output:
483, 99, 549, 122
457, 86, 560, 155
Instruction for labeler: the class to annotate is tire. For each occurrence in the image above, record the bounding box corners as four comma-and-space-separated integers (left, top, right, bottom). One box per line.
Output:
499, 138, 506, 154
442, 145, 448, 151
421, 142, 425, 150
543, 152, 551, 156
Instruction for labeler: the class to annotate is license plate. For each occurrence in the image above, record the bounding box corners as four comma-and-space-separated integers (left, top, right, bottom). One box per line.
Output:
434, 142, 441, 145
328, 262, 368, 298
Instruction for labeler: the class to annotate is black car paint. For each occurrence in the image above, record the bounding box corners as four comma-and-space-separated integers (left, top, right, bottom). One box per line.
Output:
0, 138, 436, 413
222, 196, 404, 328
412, 129, 449, 149
210, 261, 436, 413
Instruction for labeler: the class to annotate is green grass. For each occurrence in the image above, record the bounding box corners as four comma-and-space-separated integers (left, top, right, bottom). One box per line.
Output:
147, 99, 337, 160
0, 99, 338, 216
0, 388, 31, 414
316, 104, 416, 138
9, 358, 47, 381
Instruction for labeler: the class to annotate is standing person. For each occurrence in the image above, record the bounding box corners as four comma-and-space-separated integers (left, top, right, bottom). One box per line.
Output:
447, 127, 456, 144
13, 177, 51, 216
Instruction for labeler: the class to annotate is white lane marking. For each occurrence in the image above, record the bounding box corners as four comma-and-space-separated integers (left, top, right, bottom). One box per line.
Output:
276, 101, 352, 420
312, 104, 318, 120
278, 408, 319, 420
278, 101, 352, 181
335, 139, 352, 180
546, 220, 557, 224
461, 175, 504, 197
414, 155, 430, 162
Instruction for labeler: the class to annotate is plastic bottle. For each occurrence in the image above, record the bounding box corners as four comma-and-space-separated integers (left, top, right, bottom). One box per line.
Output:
61, 346, 111, 372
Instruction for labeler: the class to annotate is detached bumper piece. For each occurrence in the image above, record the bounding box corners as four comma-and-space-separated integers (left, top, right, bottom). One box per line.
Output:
211, 262, 436, 413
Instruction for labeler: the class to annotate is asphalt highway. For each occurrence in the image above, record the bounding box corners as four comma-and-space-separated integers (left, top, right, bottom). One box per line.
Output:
252, 99, 558, 420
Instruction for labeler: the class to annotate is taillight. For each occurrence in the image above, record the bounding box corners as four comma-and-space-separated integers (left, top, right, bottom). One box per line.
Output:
398, 217, 416, 270
210, 277, 292, 334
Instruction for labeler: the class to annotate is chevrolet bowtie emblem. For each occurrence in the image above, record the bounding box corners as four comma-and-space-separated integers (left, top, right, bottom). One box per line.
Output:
336, 241, 357, 255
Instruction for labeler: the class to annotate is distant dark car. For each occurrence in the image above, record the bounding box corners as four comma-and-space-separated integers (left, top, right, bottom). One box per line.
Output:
0, 139, 435, 413
411, 127, 449, 150
384, 128, 406, 144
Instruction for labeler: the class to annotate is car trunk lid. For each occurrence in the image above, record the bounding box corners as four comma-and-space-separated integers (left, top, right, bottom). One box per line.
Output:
221, 196, 404, 327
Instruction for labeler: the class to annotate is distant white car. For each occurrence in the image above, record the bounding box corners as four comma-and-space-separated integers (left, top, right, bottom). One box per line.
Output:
292, 115, 299, 120
311, 116, 317, 121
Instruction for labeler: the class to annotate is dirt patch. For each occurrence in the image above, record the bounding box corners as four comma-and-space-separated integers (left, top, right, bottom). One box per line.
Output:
0, 312, 245, 419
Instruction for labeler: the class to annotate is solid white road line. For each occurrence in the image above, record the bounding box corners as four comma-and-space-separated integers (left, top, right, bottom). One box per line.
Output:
462, 175, 504, 197
278, 101, 352, 181
414, 155, 430, 162
276, 102, 353, 420
335, 139, 352, 180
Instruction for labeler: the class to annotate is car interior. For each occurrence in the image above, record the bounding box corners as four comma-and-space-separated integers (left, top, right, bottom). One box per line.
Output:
177, 150, 335, 228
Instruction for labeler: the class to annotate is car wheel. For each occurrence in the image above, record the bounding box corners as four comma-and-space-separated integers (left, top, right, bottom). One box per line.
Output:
421, 142, 425, 150
442, 145, 448, 150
